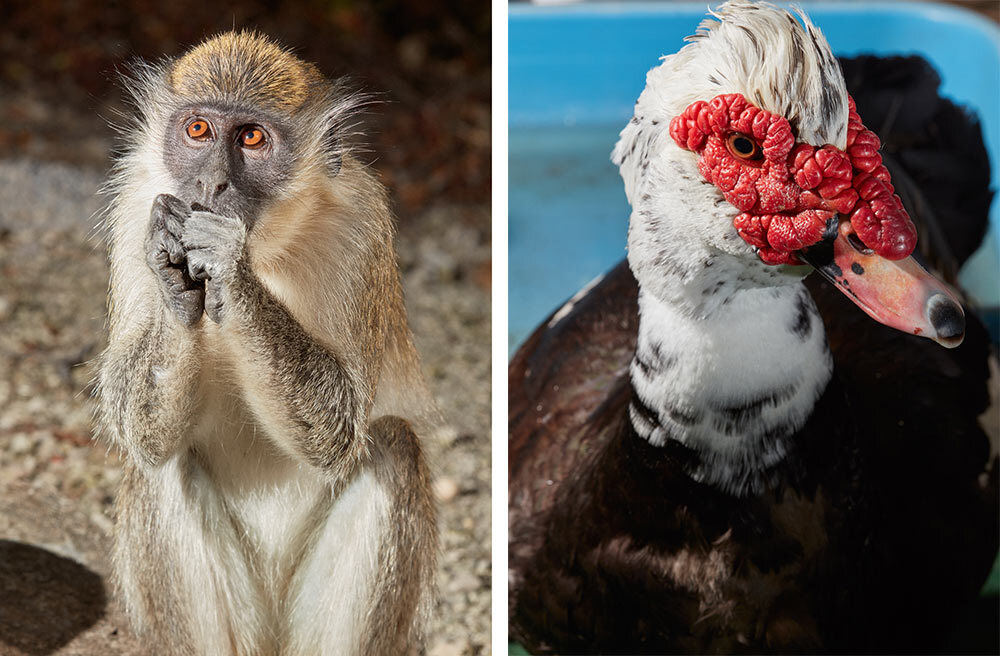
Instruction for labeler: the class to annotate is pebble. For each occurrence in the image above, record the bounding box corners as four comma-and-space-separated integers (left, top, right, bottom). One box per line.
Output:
434, 476, 460, 502
446, 572, 480, 594
10, 433, 34, 455
428, 638, 469, 656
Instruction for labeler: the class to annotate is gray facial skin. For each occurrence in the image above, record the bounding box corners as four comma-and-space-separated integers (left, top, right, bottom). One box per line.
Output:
150, 103, 299, 326
162, 103, 297, 226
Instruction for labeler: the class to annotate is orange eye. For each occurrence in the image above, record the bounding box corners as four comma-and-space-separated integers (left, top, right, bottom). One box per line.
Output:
186, 119, 210, 140
240, 127, 266, 149
726, 133, 763, 161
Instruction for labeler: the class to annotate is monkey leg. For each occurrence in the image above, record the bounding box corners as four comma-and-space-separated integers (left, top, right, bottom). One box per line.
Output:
284, 416, 437, 656
362, 415, 438, 655
113, 458, 276, 656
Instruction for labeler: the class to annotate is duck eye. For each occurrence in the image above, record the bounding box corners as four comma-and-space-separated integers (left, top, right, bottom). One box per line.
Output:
186, 119, 211, 140
726, 133, 762, 161
239, 127, 267, 149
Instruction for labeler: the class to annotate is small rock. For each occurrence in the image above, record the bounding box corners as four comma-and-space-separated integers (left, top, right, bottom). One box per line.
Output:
10, 433, 34, 455
446, 572, 479, 594
433, 477, 459, 502
428, 638, 468, 656
428, 423, 459, 446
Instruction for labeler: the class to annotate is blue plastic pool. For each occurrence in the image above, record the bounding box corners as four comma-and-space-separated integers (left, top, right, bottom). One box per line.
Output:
509, 1, 1000, 349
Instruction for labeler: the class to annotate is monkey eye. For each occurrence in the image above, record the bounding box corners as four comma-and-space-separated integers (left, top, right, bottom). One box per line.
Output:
239, 126, 267, 150
726, 133, 763, 161
185, 119, 212, 141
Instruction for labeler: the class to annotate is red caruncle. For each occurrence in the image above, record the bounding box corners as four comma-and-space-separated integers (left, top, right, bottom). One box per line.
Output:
668, 93, 917, 265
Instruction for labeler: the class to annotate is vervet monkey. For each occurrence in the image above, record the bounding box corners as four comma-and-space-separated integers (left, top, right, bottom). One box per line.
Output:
96, 31, 437, 655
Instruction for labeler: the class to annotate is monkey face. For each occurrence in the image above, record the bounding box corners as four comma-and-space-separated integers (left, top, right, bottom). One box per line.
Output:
162, 103, 297, 229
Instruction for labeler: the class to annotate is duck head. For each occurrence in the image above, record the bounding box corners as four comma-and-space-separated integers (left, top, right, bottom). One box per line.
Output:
612, 0, 964, 347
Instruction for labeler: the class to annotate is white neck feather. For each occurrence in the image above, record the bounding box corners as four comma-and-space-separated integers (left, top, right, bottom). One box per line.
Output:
627, 266, 833, 496
607, 0, 855, 497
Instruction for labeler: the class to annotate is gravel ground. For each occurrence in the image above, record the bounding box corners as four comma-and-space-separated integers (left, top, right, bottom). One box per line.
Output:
0, 158, 491, 655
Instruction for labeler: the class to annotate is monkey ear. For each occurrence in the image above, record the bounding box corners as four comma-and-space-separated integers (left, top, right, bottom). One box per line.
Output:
322, 126, 342, 177
319, 86, 372, 178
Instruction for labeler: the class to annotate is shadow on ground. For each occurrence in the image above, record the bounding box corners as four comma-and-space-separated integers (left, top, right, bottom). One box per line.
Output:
0, 540, 106, 655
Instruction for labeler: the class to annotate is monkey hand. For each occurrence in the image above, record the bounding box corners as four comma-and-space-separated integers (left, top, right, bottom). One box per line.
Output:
181, 210, 249, 324
147, 194, 205, 326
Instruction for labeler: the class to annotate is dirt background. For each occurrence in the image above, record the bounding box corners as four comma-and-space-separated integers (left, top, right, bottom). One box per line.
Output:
0, 1, 491, 654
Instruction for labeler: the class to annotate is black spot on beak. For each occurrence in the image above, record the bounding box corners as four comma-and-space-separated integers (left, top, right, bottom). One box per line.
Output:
927, 294, 965, 342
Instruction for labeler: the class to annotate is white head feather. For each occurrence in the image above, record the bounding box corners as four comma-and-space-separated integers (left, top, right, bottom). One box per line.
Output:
612, 0, 849, 315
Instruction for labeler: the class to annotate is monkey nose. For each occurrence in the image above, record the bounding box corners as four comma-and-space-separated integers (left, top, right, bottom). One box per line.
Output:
195, 179, 229, 205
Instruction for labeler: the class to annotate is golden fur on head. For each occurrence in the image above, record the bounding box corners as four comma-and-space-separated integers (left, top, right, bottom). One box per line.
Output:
169, 30, 323, 111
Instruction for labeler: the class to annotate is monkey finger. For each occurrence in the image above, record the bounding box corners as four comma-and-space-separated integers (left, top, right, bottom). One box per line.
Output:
164, 214, 188, 243
204, 283, 224, 324
146, 227, 185, 266
164, 268, 191, 294
180, 217, 220, 249
188, 262, 209, 282
182, 212, 245, 249
164, 234, 187, 265
185, 250, 212, 281
150, 196, 190, 248
154, 193, 192, 219
145, 244, 170, 272
170, 288, 206, 327
149, 207, 167, 233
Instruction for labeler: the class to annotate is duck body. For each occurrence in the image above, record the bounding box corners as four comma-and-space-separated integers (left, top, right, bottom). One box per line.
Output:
509, 261, 996, 653
508, 3, 998, 652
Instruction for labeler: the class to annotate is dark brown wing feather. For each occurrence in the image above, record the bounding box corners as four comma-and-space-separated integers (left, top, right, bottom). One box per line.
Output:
509, 260, 638, 522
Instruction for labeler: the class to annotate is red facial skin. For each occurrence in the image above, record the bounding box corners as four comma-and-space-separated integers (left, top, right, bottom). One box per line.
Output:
668, 93, 917, 265
667, 93, 964, 348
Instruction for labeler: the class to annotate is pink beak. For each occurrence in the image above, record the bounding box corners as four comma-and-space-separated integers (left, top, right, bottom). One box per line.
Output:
799, 218, 965, 348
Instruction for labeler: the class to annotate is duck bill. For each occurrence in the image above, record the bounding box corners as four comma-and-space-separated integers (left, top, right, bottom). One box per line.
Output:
798, 221, 965, 348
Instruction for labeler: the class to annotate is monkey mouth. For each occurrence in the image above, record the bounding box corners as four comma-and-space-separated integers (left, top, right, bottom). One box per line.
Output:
188, 200, 255, 230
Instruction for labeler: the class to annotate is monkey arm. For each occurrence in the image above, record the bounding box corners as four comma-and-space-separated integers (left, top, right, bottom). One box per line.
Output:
227, 263, 372, 477
181, 209, 375, 478
96, 194, 208, 466
97, 312, 204, 467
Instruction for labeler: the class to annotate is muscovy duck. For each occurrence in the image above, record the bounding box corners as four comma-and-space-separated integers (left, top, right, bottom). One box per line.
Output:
508, 2, 998, 653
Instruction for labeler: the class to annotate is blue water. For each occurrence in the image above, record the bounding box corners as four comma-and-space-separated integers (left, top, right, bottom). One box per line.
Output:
509, 124, 628, 348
